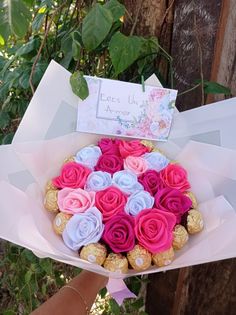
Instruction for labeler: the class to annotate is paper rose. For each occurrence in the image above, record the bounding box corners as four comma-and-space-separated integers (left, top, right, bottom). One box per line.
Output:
124, 156, 148, 176
58, 187, 95, 214
138, 170, 165, 196
75, 145, 102, 169
119, 140, 150, 158
160, 163, 190, 192
102, 213, 135, 253
135, 208, 176, 254
98, 138, 121, 156
125, 191, 154, 216
52, 162, 91, 189
62, 207, 104, 251
85, 171, 112, 191
155, 187, 192, 223
112, 170, 144, 195
95, 186, 127, 222
95, 154, 123, 175
143, 152, 169, 172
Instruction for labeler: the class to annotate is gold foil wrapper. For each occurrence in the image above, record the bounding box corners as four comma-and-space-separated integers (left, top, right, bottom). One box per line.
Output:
173, 225, 189, 250
103, 253, 128, 273
63, 156, 75, 164
127, 245, 151, 271
53, 212, 72, 235
44, 190, 59, 213
80, 243, 107, 266
184, 191, 198, 209
140, 140, 155, 151
187, 209, 204, 234
45, 180, 57, 192
152, 247, 175, 267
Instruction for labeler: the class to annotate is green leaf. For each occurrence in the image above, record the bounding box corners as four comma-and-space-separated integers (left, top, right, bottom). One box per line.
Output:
82, 3, 113, 50
40, 259, 52, 275
3, 310, 16, 315
109, 32, 144, 74
25, 270, 33, 283
70, 71, 89, 100
130, 297, 144, 310
71, 31, 81, 59
0, 34, 5, 46
2, 132, 14, 144
0, 111, 10, 129
104, 0, 125, 21
0, 0, 32, 38
137, 37, 159, 74
32, 12, 46, 32
108, 299, 120, 315
202, 81, 231, 95
16, 38, 40, 56
99, 287, 107, 299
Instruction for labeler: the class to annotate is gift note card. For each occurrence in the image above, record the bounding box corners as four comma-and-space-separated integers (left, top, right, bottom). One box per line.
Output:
76, 76, 177, 141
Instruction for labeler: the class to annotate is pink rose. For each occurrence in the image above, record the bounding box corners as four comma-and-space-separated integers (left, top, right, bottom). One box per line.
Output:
52, 162, 91, 189
98, 138, 121, 156
95, 154, 123, 175
138, 170, 165, 196
58, 188, 95, 214
124, 156, 148, 176
119, 140, 150, 158
135, 208, 176, 254
155, 187, 192, 223
102, 213, 135, 253
160, 164, 190, 192
95, 186, 127, 222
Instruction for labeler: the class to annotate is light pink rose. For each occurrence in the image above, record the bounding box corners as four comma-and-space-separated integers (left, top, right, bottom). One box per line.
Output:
124, 156, 148, 176
119, 140, 150, 158
58, 187, 95, 214
160, 164, 190, 192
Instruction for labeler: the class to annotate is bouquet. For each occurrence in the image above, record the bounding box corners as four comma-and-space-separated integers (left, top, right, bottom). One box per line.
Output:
44, 137, 203, 273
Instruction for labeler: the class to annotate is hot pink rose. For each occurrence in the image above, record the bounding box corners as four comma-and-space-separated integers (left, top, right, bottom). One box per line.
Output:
52, 162, 91, 189
155, 187, 192, 223
58, 188, 95, 214
119, 140, 150, 158
160, 163, 190, 192
98, 138, 121, 156
95, 154, 123, 175
95, 186, 127, 222
135, 208, 176, 254
138, 170, 165, 196
124, 156, 148, 176
102, 213, 135, 253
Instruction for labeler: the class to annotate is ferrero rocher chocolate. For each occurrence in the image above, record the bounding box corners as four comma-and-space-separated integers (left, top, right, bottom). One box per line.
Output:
103, 253, 128, 273
63, 156, 75, 164
152, 247, 174, 267
173, 225, 189, 250
187, 209, 204, 234
53, 212, 72, 234
45, 180, 57, 192
44, 189, 59, 212
185, 191, 198, 209
127, 245, 151, 271
140, 140, 155, 151
80, 243, 107, 266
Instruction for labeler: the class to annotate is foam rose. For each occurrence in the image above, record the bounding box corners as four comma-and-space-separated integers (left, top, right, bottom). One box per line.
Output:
125, 191, 154, 216
52, 162, 91, 189
155, 187, 192, 223
58, 187, 95, 214
95, 154, 123, 175
160, 163, 190, 192
62, 207, 104, 251
135, 208, 176, 254
119, 140, 150, 158
85, 171, 112, 191
143, 152, 169, 172
98, 138, 121, 156
138, 170, 165, 196
102, 213, 135, 253
124, 156, 148, 176
75, 145, 102, 169
112, 170, 144, 195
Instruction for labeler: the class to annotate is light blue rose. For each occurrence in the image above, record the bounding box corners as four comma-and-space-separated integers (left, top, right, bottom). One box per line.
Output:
125, 191, 155, 216
112, 170, 143, 195
143, 152, 169, 171
62, 207, 104, 251
85, 171, 112, 191
75, 145, 102, 169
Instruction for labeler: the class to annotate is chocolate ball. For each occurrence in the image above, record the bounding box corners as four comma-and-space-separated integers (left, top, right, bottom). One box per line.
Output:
80, 243, 107, 266
44, 190, 59, 213
140, 140, 155, 151
184, 191, 198, 209
45, 180, 57, 192
127, 245, 151, 271
187, 209, 204, 234
152, 247, 175, 267
103, 253, 128, 273
173, 225, 189, 250
63, 156, 75, 164
53, 212, 72, 235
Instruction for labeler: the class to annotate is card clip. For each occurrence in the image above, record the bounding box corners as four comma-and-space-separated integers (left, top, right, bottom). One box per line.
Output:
141, 75, 145, 92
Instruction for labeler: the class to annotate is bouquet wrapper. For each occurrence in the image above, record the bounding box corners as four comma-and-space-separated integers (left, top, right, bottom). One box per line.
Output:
1, 61, 236, 303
